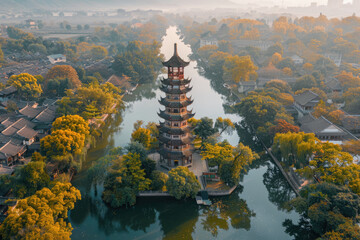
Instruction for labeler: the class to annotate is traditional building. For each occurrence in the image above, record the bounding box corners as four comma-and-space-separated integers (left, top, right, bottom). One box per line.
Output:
158, 43, 194, 168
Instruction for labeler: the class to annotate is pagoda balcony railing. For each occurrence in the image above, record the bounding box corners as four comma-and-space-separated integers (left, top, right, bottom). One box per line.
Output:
165, 110, 191, 116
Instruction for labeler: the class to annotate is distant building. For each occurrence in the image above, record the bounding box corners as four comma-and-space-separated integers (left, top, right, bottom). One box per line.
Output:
238, 81, 257, 95
341, 114, 360, 138
200, 38, 218, 48
328, 0, 344, 8
47, 54, 66, 64
0, 86, 17, 101
290, 55, 304, 65
25, 19, 37, 29
293, 90, 321, 117
325, 78, 343, 95
325, 53, 342, 67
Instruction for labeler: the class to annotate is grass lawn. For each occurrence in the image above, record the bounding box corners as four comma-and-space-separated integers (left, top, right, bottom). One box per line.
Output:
206, 180, 231, 191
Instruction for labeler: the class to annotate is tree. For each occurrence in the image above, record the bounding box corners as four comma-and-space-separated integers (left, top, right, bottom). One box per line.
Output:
66, 24, 71, 30
11, 161, 51, 198
343, 140, 360, 156
285, 183, 360, 239
0, 182, 81, 240
84, 24, 90, 30
223, 55, 258, 83
77, 24, 82, 30
28, 43, 47, 54
219, 143, 258, 186
90, 46, 108, 60
102, 153, 151, 207
0, 45, 4, 66
40, 129, 85, 157
131, 127, 152, 149
269, 119, 300, 135
343, 87, 360, 114
264, 79, 291, 93
45, 65, 81, 89
166, 166, 200, 199
272, 132, 318, 168
193, 117, 217, 147
52, 115, 90, 136
293, 75, 317, 91
266, 43, 284, 56
151, 170, 168, 191
7, 73, 42, 100
46, 77, 71, 96
201, 141, 233, 169
214, 117, 235, 135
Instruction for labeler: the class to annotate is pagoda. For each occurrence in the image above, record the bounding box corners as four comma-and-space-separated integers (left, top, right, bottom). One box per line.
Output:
158, 43, 194, 168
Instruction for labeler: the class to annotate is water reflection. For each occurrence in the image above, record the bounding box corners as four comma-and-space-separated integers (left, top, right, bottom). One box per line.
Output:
201, 188, 255, 237
263, 163, 297, 210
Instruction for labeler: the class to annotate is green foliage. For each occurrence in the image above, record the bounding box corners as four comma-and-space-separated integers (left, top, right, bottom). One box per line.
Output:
214, 117, 235, 135
90, 46, 108, 60
6, 26, 35, 40
293, 75, 317, 91
11, 161, 51, 198
272, 132, 318, 168
56, 83, 122, 120
7, 73, 42, 100
0, 182, 81, 240
166, 166, 201, 199
28, 43, 47, 54
151, 170, 168, 191
285, 183, 360, 238
46, 78, 71, 97
193, 117, 217, 142
112, 41, 163, 83
45, 65, 82, 89
130, 121, 158, 150
103, 153, 151, 207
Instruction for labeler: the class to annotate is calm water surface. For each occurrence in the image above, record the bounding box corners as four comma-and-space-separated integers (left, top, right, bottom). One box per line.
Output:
69, 26, 300, 240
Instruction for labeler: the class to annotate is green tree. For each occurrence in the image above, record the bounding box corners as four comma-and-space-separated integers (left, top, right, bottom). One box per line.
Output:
293, 75, 317, 91
102, 153, 151, 207
90, 46, 108, 60
151, 170, 168, 191
28, 43, 47, 54
166, 166, 200, 199
11, 161, 51, 198
193, 117, 217, 144
0, 182, 81, 240
7, 73, 42, 100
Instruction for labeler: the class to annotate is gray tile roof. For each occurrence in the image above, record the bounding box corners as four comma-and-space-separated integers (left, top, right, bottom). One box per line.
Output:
19, 105, 45, 119
294, 90, 320, 106
33, 106, 57, 123
2, 118, 36, 136
0, 86, 17, 96
16, 126, 38, 139
0, 141, 25, 160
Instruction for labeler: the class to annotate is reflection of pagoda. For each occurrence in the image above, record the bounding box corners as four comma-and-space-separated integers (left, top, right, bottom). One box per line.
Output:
158, 43, 194, 168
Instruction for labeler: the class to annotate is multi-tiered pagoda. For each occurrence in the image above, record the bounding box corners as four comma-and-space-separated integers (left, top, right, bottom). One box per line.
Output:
158, 43, 194, 168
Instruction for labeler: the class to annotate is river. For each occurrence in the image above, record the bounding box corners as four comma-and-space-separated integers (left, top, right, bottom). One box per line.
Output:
69, 26, 300, 240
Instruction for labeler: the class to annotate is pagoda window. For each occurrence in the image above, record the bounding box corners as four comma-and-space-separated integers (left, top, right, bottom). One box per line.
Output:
174, 85, 179, 89
174, 96, 179, 100
174, 109, 179, 113
173, 67, 178, 73
182, 122, 186, 126
174, 123, 179, 127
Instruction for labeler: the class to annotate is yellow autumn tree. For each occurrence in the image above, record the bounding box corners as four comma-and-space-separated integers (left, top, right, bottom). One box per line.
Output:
223, 55, 258, 83
7, 73, 42, 100
0, 182, 81, 240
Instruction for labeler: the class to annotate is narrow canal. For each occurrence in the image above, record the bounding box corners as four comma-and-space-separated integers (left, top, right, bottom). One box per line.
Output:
69, 26, 300, 240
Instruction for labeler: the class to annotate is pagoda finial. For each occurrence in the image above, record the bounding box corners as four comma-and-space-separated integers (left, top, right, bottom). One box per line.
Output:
174, 43, 178, 56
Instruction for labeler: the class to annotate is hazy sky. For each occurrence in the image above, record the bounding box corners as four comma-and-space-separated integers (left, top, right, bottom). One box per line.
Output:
231, 0, 353, 7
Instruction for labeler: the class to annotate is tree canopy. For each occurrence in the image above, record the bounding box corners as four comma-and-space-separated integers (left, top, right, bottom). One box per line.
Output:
166, 166, 201, 199
0, 182, 81, 240
7, 73, 42, 100
45, 65, 82, 89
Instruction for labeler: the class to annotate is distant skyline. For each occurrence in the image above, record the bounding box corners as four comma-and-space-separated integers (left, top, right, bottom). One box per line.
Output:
230, 0, 353, 7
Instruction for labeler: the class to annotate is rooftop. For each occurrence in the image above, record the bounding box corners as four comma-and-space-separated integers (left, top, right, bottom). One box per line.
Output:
294, 90, 320, 106
162, 43, 190, 68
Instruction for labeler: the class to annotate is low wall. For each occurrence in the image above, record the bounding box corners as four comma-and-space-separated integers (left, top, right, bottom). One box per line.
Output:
137, 191, 171, 197
207, 185, 237, 196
